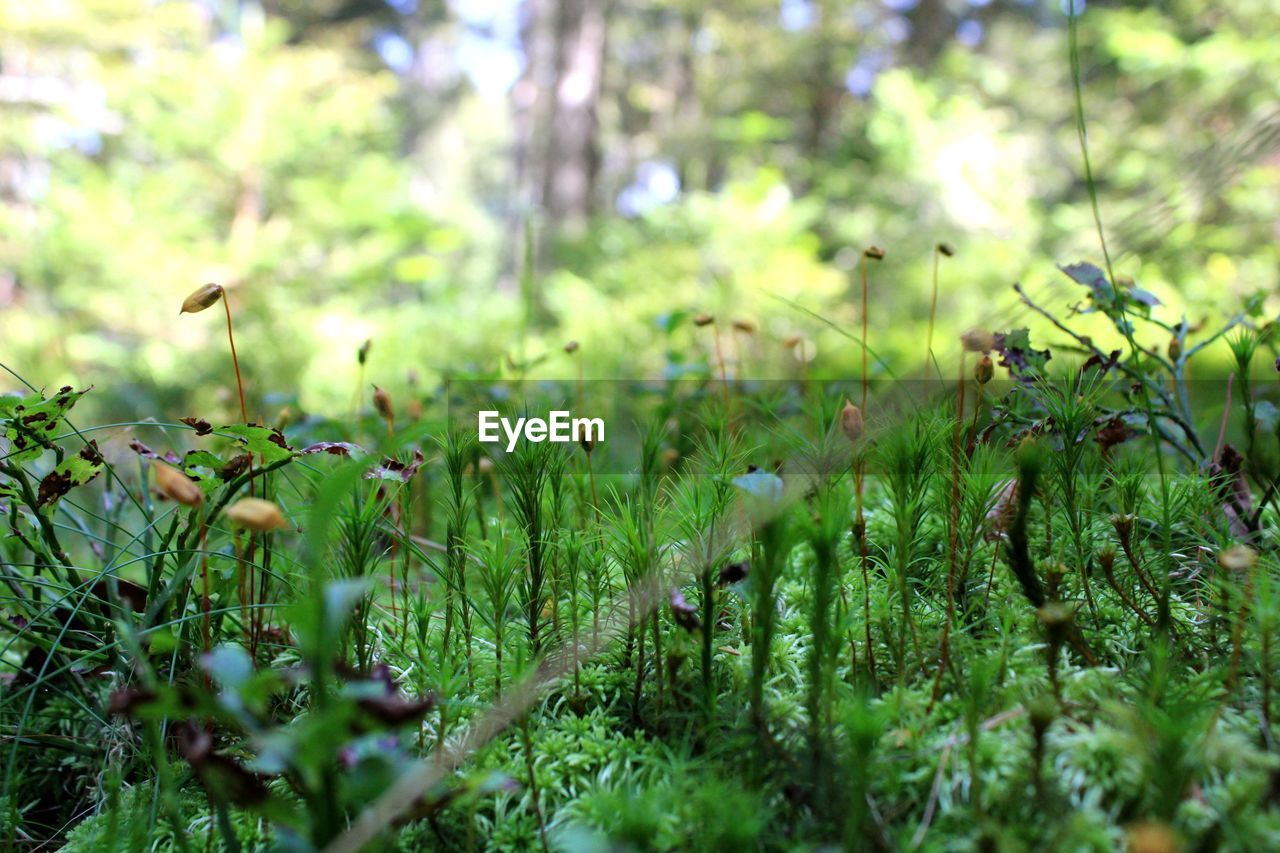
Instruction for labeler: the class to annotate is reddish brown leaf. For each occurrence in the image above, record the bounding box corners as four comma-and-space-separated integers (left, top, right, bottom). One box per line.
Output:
180, 417, 214, 436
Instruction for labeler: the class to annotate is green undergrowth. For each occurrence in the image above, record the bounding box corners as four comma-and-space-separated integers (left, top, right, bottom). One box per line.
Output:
6, 261, 1280, 850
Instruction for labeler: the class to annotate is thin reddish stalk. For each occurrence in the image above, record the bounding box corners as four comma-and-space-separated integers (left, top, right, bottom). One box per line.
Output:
389, 503, 399, 621
982, 540, 1002, 610
712, 324, 730, 410
199, 519, 211, 670
401, 487, 411, 640
925, 248, 941, 380
857, 256, 876, 682
222, 296, 258, 654
930, 353, 966, 710
967, 383, 982, 456
1214, 373, 1234, 461
223, 297, 248, 424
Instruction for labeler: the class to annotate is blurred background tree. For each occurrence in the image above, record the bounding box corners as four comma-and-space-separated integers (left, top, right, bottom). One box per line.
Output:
1, 0, 1277, 421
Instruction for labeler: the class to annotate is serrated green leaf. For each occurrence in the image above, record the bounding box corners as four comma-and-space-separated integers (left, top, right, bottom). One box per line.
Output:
0, 386, 90, 462
36, 440, 105, 507
219, 424, 295, 465
183, 450, 225, 471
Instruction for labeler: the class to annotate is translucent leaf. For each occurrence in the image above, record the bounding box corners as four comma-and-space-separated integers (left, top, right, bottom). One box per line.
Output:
1255, 400, 1278, 434
732, 469, 784, 506
1058, 262, 1113, 302
202, 644, 254, 689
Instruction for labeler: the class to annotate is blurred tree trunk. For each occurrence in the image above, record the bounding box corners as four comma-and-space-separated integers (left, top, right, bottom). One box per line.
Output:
507, 0, 556, 288
671, 9, 703, 191
801, 0, 837, 193
905, 0, 953, 67
542, 0, 607, 233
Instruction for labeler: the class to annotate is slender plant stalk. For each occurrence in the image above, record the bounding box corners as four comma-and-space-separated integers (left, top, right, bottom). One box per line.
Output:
199, 516, 211, 661
712, 322, 730, 409
930, 352, 966, 709
856, 255, 876, 683
1068, 2, 1172, 629
220, 294, 259, 653
519, 719, 550, 852
925, 244, 949, 381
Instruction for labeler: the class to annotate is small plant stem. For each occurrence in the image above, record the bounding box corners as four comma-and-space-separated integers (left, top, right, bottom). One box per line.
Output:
199, 516, 210, 665
494, 624, 503, 701
701, 563, 715, 724
1101, 558, 1156, 627
982, 540, 1002, 610
221, 296, 260, 654
712, 322, 730, 410
1225, 567, 1256, 696
1116, 526, 1161, 608
967, 382, 982, 456
519, 718, 551, 852
926, 247, 941, 380
257, 524, 272, 655
223, 297, 248, 425
351, 363, 365, 428
854, 452, 876, 686
1214, 373, 1234, 461
234, 530, 247, 641
1264, 623, 1273, 737
650, 609, 663, 714
855, 252, 877, 684
585, 449, 600, 524
1069, 2, 1173, 628
860, 257, 869, 415
389, 507, 399, 623
930, 353, 965, 710
401, 487, 411, 640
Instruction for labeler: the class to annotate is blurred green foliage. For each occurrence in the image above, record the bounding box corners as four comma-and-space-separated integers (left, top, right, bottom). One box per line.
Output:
2, 0, 1278, 421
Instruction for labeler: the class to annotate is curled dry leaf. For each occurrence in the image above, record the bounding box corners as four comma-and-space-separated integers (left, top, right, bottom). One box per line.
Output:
366, 449, 426, 482
128, 439, 159, 459
179, 282, 224, 315
220, 453, 251, 480
180, 416, 214, 436
301, 441, 363, 456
